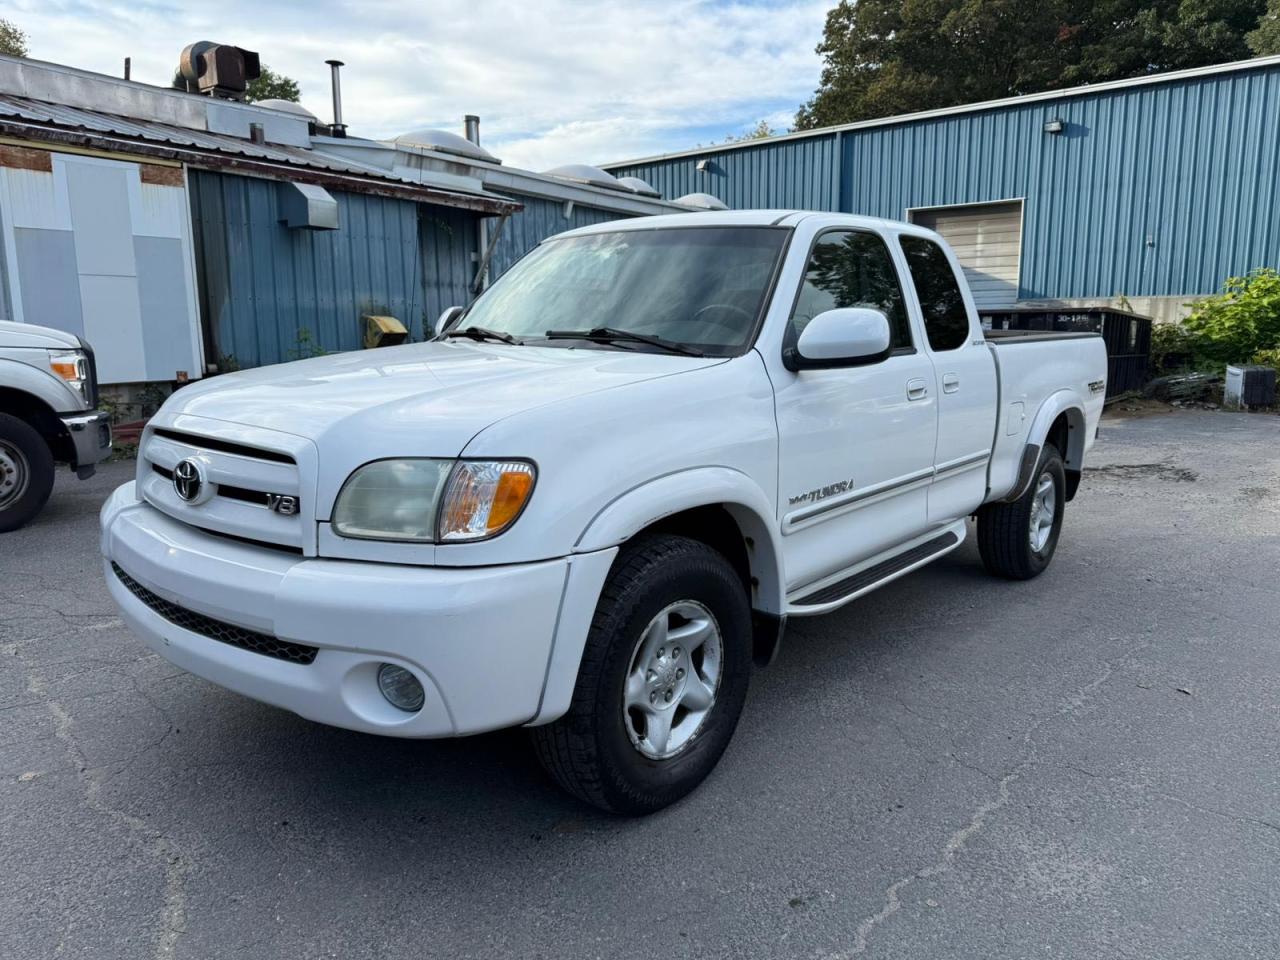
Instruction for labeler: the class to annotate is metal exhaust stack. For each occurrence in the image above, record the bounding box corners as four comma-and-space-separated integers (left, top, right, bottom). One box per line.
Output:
326, 59, 347, 137
464, 114, 480, 145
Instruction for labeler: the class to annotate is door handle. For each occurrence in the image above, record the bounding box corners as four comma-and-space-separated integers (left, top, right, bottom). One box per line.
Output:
942, 373, 960, 394
906, 378, 929, 401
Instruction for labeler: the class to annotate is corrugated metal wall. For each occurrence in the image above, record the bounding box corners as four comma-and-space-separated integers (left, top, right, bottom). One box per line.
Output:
488, 196, 632, 278
420, 205, 477, 325
189, 170, 478, 369
610, 64, 1280, 300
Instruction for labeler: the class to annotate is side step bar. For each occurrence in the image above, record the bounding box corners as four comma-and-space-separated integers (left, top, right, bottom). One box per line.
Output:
790, 530, 961, 611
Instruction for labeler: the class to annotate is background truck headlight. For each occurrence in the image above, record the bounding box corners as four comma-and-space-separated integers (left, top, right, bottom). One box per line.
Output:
48, 349, 90, 404
331, 458, 536, 543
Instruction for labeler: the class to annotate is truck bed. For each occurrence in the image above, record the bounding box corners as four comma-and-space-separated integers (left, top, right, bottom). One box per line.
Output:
983, 332, 1108, 503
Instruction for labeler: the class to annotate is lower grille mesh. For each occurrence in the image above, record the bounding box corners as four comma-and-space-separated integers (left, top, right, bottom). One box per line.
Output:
111, 562, 318, 665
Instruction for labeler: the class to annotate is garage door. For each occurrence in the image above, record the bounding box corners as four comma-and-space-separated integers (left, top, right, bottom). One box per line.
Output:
910, 201, 1022, 308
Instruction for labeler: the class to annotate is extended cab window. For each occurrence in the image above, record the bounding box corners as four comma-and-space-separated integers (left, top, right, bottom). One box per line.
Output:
789, 231, 913, 351
899, 236, 971, 351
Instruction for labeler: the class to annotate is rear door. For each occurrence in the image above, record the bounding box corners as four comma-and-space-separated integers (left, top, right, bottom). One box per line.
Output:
772, 228, 938, 592
897, 233, 998, 523
909, 201, 1022, 309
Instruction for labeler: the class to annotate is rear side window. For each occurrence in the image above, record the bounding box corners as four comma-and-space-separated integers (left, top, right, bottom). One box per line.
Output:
899, 236, 970, 351
789, 230, 913, 350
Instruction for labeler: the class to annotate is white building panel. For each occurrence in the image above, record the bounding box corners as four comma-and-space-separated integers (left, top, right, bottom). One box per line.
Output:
79, 274, 147, 382
65, 157, 137, 277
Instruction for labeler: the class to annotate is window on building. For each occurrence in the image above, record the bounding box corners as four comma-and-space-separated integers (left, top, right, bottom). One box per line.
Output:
789, 230, 913, 351
899, 236, 970, 352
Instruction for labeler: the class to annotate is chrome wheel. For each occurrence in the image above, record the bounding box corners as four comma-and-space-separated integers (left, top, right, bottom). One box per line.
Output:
1028, 472, 1056, 553
623, 600, 723, 760
0, 439, 29, 511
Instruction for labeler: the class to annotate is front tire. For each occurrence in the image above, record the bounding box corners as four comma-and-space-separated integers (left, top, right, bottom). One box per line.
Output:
977, 447, 1066, 580
0, 414, 55, 533
532, 535, 752, 815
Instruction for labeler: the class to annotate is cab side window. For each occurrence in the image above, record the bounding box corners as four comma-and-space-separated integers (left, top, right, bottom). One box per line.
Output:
898, 236, 971, 352
789, 230, 913, 351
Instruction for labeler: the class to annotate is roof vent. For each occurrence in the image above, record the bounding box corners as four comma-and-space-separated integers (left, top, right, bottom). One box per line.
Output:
542, 163, 632, 192
674, 192, 729, 211
177, 41, 261, 100
255, 99, 318, 121
393, 129, 500, 163
615, 176, 661, 198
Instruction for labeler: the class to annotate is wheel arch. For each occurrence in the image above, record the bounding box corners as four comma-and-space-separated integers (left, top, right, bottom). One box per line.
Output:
1014, 391, 1087, 503
0, 384, 72, 462
573, 467, 785, 617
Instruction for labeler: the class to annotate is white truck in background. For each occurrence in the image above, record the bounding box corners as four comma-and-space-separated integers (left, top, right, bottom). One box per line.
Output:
0, 321, 112, 531
101, 211, 1106, 814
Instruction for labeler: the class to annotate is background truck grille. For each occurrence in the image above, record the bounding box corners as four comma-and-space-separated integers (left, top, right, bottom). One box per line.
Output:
111, 562, 318, 665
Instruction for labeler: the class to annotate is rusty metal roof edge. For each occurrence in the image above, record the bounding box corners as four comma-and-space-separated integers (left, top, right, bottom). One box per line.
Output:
0, 115, 521, 215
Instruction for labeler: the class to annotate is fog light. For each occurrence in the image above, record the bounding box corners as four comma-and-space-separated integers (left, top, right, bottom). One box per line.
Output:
377, 663, 425, 712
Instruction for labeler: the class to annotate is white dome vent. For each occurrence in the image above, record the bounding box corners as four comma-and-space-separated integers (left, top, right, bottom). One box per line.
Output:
255, 99, 318, 121
542, 163, 631, 192
615, 176, 661, 197
674, 192, 729, 211
393, 129, 500, 163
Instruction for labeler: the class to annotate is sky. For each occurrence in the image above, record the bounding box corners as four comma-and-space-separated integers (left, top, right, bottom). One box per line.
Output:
9, 0, 830, 169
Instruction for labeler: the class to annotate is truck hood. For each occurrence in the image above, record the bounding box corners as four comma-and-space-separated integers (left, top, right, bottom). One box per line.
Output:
0, 319, 83, 350
163, 340, 721, 458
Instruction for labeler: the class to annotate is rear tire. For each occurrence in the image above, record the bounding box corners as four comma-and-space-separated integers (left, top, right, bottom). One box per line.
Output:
977, 447, 1065, 580
0, 413, 54, 533
531, 535, 752, 815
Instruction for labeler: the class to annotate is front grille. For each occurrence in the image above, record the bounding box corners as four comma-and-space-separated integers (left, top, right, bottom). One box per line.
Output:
111, 562, 318, 665
152, 428, 296, 464
151, 464, 300, 513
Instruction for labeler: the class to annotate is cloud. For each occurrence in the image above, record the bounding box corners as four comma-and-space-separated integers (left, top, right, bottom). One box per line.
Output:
8, 0, 827, 168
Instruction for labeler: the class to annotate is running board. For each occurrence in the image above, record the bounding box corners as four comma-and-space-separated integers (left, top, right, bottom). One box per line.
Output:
789, 530, 961, 612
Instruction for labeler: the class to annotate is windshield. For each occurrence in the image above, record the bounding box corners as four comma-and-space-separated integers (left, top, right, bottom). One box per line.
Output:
454, 226, 789, 356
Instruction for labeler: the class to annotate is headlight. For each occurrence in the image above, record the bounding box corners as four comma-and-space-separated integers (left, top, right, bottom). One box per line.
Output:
48, 349, 90, 404
331, 459, 453, 541
331, 458, 536, 543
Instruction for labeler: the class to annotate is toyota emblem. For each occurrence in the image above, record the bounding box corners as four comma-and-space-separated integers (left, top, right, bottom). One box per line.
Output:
173, 458, 203, 502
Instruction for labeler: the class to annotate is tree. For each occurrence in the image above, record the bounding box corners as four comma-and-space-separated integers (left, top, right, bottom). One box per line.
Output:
796, 0, 1269, 130
722, 119, 780, 143
0, 17, 28, 57
245, 65, 301, 103
1249, 0, 1280, 52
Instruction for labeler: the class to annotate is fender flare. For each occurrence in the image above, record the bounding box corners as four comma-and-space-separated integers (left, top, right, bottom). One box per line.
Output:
0, 358, 83, 413
1004, 390, 1087, 503
573, 466, 785, 616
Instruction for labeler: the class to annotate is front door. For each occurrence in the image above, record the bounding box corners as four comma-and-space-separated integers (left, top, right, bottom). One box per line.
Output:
772, 228, 939, 594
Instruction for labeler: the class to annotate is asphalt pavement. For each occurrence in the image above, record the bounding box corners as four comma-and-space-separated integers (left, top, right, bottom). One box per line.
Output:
2, 408, 1278, 959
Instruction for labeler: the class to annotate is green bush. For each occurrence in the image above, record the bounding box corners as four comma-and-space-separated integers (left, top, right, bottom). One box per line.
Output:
1149, 322, 1200, 374
1183, 268, 1280, 367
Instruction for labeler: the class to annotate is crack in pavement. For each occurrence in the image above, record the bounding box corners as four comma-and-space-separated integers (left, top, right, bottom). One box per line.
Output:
825, 645, 1145, 958
20, 664, 191, 960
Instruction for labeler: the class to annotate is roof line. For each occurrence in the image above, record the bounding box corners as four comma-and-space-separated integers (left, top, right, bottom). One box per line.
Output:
602, 54, 1280, 169
0, 119, 522, 215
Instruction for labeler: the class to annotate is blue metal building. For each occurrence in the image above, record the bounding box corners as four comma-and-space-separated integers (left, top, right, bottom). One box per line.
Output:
606, 55, 1280, 320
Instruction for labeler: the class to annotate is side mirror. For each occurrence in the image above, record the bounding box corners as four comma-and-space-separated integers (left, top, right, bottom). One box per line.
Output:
437, 306, 465, 333
791, 307, 892, 369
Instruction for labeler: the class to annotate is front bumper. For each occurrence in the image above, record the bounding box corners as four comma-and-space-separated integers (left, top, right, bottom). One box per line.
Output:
100, 483, 615, 738
60, 409, 111, 474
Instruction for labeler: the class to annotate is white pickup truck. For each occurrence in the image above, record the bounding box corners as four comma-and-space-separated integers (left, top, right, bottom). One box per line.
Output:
101, 211, 1106, 813
1, 320, 112, 531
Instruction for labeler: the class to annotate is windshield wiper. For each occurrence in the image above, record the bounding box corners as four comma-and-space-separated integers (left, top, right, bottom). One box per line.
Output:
443, 326, 519, 345
542, 327, 704, 357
